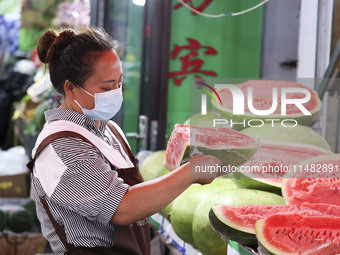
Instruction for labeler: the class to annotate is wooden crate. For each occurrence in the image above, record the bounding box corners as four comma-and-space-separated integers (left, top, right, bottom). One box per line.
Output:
0, 232, 47, 255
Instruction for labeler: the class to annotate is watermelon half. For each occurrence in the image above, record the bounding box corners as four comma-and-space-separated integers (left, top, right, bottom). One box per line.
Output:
213, 80, 321, 130
241, 123, 331, 151
209, 204, 301, 247
282, 154, 340, 206
255, 214, 340, 255
209, 203, 340, 248
164, 124, 260, 171
192, 189, 285, 255
231, 141, 332, 194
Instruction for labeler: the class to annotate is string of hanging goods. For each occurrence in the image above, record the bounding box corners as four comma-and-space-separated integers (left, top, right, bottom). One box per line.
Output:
176, 0, 270, 18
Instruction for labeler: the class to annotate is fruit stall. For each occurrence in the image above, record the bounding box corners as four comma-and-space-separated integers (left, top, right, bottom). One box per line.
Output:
139, 109, 339, 255
0, 0, 340, 255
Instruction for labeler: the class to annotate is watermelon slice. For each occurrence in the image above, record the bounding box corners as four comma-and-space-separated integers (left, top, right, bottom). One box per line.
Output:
209, 203, 340, 248
164, 124, 260, 171
255, 214, 340, 255
213, 80, 321, 130
231, 141, 332, 194
282, 154, 340, 206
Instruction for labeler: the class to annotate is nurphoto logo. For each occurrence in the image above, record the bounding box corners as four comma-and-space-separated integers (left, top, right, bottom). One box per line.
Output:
197, 80, 313, 129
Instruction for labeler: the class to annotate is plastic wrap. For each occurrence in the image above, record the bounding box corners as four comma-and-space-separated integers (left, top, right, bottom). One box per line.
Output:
0, 146, 29, 176
282, 154, 340, 206
163, 124, 260, 173
255, 214, 340, 255
210, 203, 340, 255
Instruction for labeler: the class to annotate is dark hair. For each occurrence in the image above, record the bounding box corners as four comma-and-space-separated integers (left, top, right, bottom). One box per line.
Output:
37, 27, 124, 95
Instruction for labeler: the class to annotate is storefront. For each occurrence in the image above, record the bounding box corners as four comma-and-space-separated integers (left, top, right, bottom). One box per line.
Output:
0, 0, 339, 254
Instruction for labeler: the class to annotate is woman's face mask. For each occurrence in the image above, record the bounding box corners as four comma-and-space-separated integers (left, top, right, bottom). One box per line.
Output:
74, 86, 123, 120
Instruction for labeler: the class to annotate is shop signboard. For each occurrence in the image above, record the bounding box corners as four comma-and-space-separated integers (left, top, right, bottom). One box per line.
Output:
167, 0, 264, 138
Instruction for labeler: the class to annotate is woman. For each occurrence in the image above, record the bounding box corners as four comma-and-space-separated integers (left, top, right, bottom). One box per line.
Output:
27, 27, 220, 255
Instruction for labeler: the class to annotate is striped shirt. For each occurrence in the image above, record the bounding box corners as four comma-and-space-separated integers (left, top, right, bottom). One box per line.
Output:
31, 108, 130, 255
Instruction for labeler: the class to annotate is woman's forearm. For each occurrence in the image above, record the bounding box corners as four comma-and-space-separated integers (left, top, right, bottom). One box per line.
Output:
111, 155, 219, 225
111, 161, 193, 225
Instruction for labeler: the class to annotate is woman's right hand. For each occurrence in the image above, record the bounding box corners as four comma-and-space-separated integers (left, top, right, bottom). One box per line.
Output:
188, 154, 221, 185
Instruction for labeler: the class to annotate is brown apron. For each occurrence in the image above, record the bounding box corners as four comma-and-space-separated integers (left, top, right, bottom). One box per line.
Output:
27, 122, 150, 255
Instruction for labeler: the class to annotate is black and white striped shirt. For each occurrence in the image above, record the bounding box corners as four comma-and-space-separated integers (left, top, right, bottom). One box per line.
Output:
31, 108, 130, 255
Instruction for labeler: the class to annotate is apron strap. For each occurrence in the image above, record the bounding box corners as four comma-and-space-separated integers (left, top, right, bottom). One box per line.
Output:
40, 197, 75, 250
27, 131, 97, 173
107, 122, 137, 165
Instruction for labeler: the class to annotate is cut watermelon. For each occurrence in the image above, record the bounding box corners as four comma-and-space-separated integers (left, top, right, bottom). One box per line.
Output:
213, 80, 321, 130
209, 203, 340, 248
301, 202, 340, 215
282, 154, 340, 206
255, 214, 340, 255
241, 123, 331, 151
164, 124, 260, 171
192, 189, 285, 254
209, 204, 301, 247
231, 141, 332, 194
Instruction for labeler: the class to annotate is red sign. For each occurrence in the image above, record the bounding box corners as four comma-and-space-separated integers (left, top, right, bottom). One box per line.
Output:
169, 38, 218, 86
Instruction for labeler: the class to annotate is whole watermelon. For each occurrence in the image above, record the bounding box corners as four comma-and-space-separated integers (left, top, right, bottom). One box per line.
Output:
0, 209, 7, 231
8, 208, 33, 233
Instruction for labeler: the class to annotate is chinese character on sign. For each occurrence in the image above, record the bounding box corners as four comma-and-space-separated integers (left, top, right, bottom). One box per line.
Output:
169, 38, 218, 86
174, 0, 213, 15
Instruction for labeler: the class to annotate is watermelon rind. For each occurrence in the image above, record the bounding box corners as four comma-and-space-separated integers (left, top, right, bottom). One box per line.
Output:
231, 142, 332, 195
213, 102, 320, 131
140, 150, 166, 181
212, 83, 322, 131
209, 206, 257, 247
192, 189, 285, 255
255, 216, 292, 255
184, 110, 227, 128
240, 124, 331, 151
170, 176, 237, 246
231, 171, 282, 195
282, 153, 340, 179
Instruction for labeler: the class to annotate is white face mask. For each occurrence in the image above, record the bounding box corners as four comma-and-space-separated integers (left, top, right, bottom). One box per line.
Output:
74, 86, 123, 120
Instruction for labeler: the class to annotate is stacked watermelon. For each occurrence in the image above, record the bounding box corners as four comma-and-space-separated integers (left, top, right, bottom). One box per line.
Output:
0, 198, 38, 233
206, 122, 340, 254
161, 80, 340, 255
209, 154, 340, 255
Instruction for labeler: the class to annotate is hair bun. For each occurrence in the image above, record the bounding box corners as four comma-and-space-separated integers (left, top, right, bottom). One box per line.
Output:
37, 30, 58, 63
37, 29, 76, 64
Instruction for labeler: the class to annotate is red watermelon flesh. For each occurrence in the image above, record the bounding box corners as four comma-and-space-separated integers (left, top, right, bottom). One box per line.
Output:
211, 204, 317, 234
256, 214, 340, 255
282, 154, 340, 206
219, 80, 319, 115
164, 124, 259, 171
301, 203, 340, 216
211, 203, 340, 236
